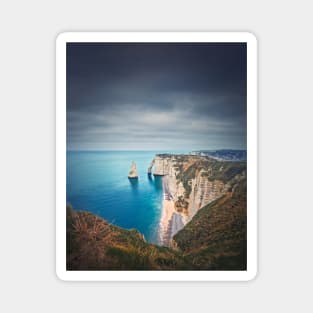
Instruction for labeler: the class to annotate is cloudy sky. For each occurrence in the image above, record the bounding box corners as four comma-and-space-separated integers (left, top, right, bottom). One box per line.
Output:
67, 42, 246, 151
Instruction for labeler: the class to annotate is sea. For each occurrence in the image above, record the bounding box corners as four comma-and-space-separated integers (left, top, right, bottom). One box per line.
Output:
66, 150, 185, 244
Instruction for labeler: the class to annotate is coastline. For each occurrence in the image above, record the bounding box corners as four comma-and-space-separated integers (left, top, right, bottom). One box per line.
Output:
159, 198, 176, 246
159, 176, 185, 246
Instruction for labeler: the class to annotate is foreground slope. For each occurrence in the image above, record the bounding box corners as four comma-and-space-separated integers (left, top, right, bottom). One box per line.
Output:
66, 205, 188, 270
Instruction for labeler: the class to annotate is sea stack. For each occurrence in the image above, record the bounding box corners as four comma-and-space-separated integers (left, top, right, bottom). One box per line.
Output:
128, 161, 138, 179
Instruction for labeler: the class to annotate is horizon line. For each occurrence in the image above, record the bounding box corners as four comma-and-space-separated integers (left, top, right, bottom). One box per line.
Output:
66, 148, 247, 152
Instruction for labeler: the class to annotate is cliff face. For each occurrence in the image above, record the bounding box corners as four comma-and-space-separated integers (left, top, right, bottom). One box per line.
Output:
150, 155, 172, 176
150, 154, 246, 223
187, 173, 228, 219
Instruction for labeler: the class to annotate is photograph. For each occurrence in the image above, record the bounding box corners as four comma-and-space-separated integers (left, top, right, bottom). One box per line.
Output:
3, 0, 313, 309
56, 32, 257, 280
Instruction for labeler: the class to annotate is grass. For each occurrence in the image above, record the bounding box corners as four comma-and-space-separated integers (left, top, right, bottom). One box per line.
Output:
67, 178, 247, 271
175, 157, 246, 197
66, 206, 190, 270
66, 155, 247, 271
173, 179, 247, 270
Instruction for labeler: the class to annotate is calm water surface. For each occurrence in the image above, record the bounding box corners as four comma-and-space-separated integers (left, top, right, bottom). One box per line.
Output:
67, 151, 173, 244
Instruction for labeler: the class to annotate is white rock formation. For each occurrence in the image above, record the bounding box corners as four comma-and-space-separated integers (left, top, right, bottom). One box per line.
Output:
128, 161, 138, 178
150, 154, 246, 223
152, 155, 170, 175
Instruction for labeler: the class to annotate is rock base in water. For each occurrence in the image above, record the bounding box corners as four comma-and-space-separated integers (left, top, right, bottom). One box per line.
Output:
128, 161, 139, 178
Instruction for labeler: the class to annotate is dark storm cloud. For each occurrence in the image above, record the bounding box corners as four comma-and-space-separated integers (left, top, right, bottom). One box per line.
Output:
67, 43, 247, 150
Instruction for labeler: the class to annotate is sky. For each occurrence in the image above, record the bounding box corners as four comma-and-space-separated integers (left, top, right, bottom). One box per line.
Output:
67, 42, 247, 151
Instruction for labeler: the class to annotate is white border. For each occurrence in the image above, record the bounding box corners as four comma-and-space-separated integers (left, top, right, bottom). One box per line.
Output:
56, 32, 258, 281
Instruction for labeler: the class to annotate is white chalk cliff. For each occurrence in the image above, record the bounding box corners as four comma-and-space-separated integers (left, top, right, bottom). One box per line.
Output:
150, 154, 246, 223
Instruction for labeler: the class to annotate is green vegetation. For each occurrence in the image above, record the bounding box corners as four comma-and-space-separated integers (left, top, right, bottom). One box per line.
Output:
66, 205, 189, 270
175, 196, 189, 212
173, 180, 247, 270
175, 158, 246, 197
67, 179, 247, 271
67, 155, 247, 271
207, 160, 246, 183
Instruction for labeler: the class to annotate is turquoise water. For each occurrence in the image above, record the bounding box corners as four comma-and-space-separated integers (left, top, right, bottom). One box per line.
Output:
66, 151, 169, 244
